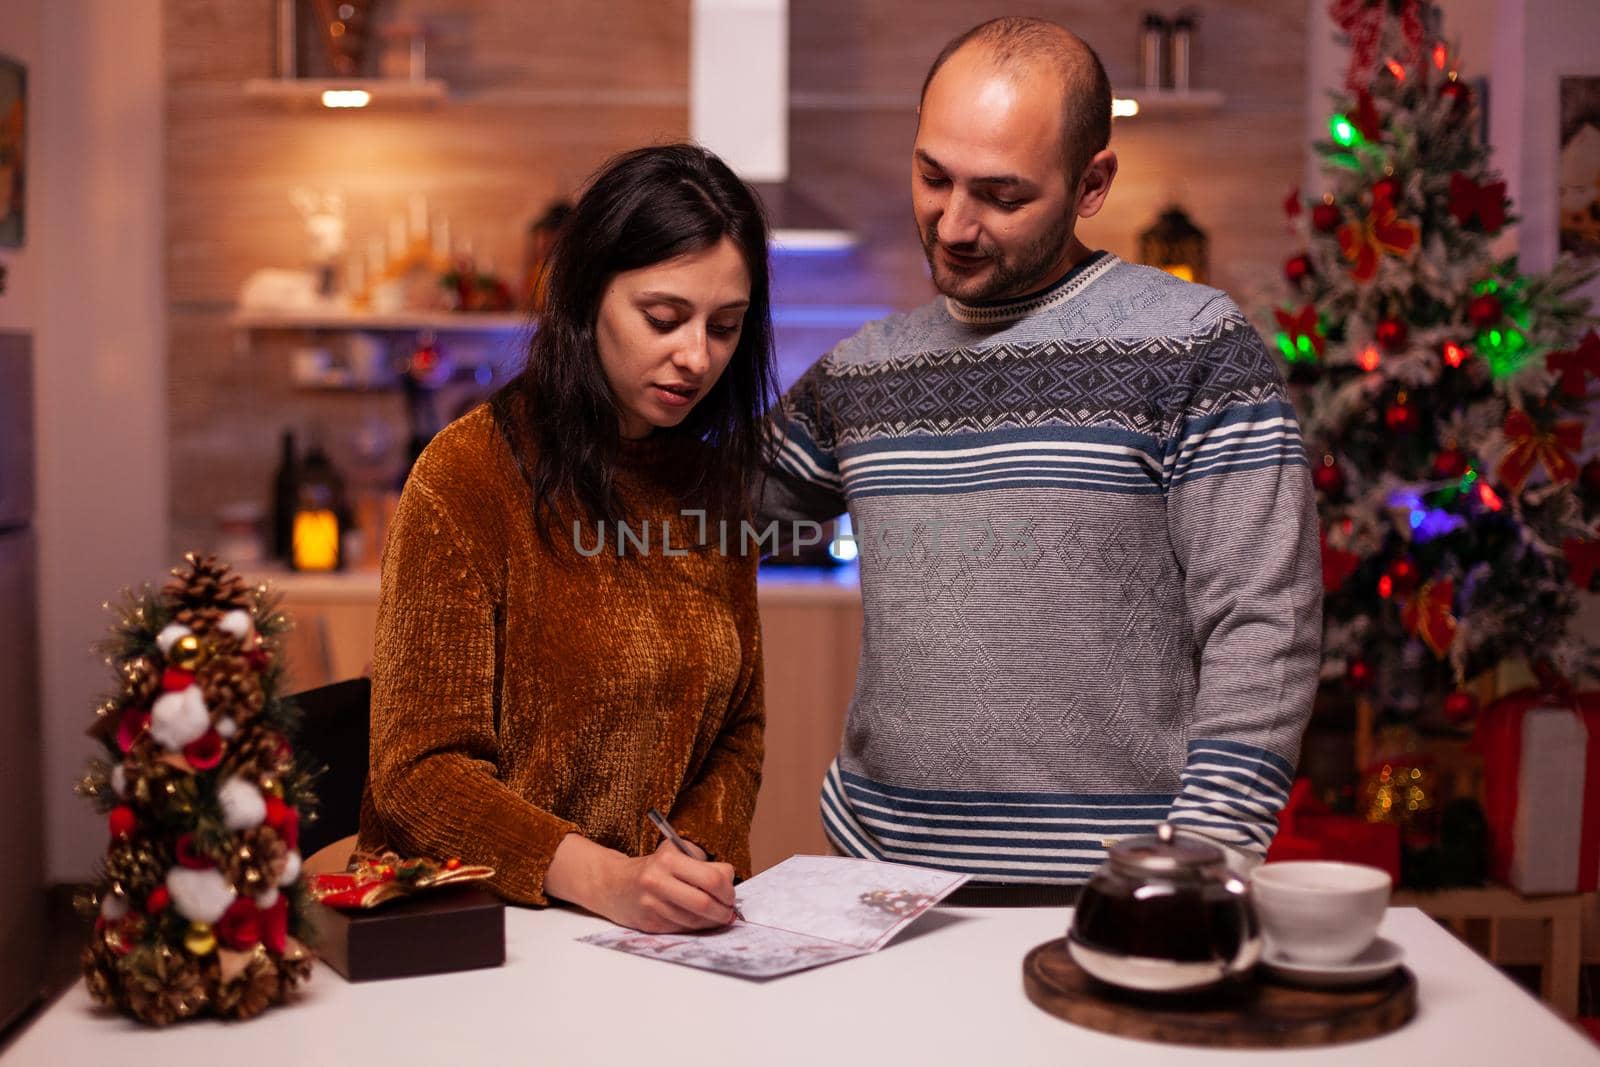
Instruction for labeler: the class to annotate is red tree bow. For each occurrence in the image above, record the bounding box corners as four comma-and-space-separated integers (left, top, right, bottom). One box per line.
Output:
1330, 0, 1426, 91
1546, 330, 1600, 398
1401, 577, 1457, 657
1275, 305, 1326, 359
1448, 173, 1507, 233
1338, 194, 1420, 283
1497, 408, 1584, 494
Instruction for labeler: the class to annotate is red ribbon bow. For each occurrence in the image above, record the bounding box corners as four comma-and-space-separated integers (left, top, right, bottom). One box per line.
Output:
1337, 196, 1420, 283
1546, 330, 1600, 398
1448, 173, 1507, 233
1329, 0, 1426, 91
1274, 305, 1325, 360
1497, 408, 1583, 494
1401, 577, 1457, 658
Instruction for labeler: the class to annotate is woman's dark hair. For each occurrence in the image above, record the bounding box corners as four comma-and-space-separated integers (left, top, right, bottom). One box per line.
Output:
499, 144, 776, 542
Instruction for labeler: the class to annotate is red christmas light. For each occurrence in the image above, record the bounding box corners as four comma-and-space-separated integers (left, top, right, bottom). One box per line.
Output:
1358, 345, 1382, 372
1443, 341, 1467, 368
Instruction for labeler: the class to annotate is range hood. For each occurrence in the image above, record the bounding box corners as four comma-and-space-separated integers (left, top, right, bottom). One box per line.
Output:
689, 0, 857, 251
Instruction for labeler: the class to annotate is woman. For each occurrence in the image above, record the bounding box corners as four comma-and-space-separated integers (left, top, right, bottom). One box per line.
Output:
357, 144, 775, 933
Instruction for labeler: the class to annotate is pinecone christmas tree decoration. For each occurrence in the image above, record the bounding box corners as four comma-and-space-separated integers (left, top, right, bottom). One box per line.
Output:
103, 840, 169, 898
198, 650, 266, 721
123, 946, 208, 1027
213, 952, 281, 1020
80, 555, 315, 1026
122, 655, 162, 706
164, 553, 253, 633
223, 726, 293, 782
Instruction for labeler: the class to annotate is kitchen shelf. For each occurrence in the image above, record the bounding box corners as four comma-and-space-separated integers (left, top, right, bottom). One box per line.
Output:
243, 78, 448, 108
231, 309, 528, 332
1112, 88, 1226, 115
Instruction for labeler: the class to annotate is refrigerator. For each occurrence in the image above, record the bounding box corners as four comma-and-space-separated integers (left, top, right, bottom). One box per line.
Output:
0, 332, 43, 1032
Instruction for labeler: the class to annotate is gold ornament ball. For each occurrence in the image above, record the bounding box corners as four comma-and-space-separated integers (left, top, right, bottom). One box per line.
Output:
171, 633, 207, 671
184, 922, 217, 956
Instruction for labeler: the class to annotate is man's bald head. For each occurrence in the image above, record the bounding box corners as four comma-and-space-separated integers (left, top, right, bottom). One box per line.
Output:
919, 17, 1111, 187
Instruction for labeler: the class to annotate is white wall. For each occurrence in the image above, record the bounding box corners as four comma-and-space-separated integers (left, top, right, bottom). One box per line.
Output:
2, 1, 168, 882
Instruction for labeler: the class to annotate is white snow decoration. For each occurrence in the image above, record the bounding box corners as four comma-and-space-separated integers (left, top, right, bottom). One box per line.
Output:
155, 622, 192, 656
218, 609, 253, 642
278, 850, 302, 888
217, 776, 267, 832
166, 867, 236, 924
149, 686, 209, 750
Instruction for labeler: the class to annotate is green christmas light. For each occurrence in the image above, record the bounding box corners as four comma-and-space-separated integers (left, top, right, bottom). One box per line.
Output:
1275, 332, 1295, 361
1478, 326, 1529, 378
1330, 114, 1363, 148
1472, 278, 1499, 296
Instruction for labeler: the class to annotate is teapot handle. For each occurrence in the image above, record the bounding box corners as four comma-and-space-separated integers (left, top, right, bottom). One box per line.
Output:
1222, 876, 1263, 976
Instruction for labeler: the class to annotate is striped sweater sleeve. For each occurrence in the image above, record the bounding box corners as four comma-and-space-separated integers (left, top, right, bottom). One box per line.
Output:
1160, 296, 1323, 860
757, 358, 848, 526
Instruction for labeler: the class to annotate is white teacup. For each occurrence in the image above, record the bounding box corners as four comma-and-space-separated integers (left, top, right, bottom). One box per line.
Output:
1250, 861, 1392, 965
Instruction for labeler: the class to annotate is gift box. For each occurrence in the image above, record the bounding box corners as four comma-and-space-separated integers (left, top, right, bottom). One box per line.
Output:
1266, 778, 1402, 881
311, 886, 505, 982
1474, 689, 1600, 894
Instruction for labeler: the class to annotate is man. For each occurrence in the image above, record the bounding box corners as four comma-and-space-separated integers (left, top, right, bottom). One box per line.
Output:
760, 17, 1321, 883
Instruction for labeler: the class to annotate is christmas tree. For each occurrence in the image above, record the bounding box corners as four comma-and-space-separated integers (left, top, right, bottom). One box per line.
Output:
77, 555, 316, 1025
1278, 0, 1600, 739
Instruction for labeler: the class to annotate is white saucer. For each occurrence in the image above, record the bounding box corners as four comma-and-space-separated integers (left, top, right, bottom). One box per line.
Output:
1261, 937, 1405, 988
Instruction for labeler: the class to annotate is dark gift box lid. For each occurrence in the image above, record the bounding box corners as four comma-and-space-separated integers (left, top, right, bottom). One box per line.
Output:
312, 886, 505, 982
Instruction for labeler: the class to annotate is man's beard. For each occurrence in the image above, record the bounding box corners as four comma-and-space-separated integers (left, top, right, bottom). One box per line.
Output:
921, 208, 1075, 303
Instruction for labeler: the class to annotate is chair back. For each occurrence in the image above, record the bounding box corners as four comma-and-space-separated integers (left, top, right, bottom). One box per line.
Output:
290, 677, 371, 857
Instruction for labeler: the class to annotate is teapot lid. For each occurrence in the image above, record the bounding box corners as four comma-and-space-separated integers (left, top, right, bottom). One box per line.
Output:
1108, 823, 1227, 877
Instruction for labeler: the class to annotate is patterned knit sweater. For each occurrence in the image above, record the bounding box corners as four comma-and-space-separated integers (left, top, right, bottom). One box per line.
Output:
357, 402, 765, 904
760, 252, 1322, 883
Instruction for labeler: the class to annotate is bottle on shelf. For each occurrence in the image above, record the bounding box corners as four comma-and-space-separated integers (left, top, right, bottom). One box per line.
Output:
1140, 12, 1168, 91
270, 430, 298, 562
1170, 12, 1197, 93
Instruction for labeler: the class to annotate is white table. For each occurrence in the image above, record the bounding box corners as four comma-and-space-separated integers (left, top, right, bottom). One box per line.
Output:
7, 906, 1597, 1065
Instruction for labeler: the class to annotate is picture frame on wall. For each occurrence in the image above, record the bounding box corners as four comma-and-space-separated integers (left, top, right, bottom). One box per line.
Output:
1559, 75, 1600, 260
0, 54, 24, 248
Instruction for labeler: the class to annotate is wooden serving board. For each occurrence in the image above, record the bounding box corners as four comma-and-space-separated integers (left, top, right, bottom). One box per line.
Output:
1022, 939, 1416, 1048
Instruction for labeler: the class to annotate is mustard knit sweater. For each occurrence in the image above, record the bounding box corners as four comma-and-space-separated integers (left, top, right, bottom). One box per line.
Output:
356, 402, 765, 904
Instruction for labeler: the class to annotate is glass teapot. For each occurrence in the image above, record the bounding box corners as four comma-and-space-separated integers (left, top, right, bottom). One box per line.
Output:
1067, 823, 1261, 993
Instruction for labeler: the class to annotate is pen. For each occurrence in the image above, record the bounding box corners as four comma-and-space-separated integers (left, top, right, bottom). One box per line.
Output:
646, 807, 743, 921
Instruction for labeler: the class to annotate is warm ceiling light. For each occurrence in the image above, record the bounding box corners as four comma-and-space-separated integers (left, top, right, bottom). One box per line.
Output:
1111, 97, 1140, 118
321, 89, 372, 109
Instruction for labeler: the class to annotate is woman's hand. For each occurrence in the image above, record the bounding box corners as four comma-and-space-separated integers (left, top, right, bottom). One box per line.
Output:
545, 833, 738, 933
